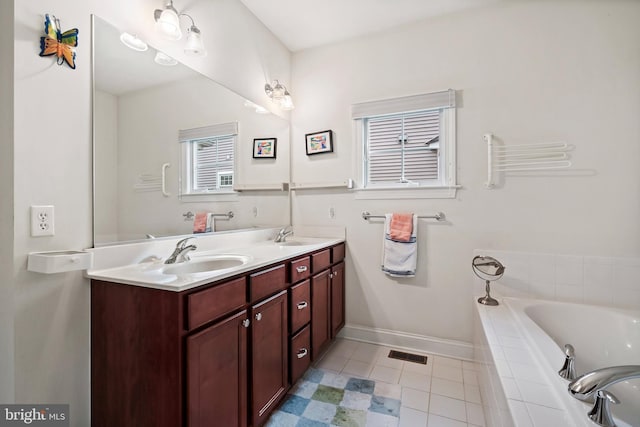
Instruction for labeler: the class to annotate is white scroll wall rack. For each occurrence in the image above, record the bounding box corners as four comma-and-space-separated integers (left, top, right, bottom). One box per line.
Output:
362, 211, 445, 221
484, 133, 572, 189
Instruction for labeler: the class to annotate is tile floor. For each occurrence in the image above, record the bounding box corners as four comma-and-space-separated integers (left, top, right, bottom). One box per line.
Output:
313, 339, 485, 427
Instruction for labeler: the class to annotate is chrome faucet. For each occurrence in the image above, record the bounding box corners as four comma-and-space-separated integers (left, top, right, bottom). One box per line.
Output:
568, 365, 640, 427
274, 227, 293, 243
558, 344, 577, 381
165, 237, 197, 264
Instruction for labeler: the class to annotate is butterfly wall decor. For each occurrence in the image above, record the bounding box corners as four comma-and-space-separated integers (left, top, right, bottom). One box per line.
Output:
39, 14, 78, 69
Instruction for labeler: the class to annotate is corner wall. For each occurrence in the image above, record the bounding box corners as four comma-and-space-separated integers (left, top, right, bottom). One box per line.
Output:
290, 1, 640, 347
0, 0, 15, 404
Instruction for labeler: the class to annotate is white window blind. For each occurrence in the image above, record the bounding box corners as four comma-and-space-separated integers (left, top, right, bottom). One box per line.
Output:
180, 122, 237, 195
366, 111, 440, 184
191, 136, 234, 191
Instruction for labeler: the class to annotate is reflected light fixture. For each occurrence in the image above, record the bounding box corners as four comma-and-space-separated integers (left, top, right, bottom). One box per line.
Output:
154, 51, 178, 66
153, 1, 206, 56
264, 80, 295, 110
244, 100, 270, 114
119, 32, 148, 52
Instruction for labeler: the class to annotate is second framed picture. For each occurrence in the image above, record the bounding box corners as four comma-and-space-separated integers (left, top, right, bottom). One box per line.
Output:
253, 138, 277, 159
305, 130, 333, 155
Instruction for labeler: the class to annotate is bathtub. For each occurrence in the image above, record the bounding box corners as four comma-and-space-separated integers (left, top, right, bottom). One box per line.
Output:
474, 297, 640, 427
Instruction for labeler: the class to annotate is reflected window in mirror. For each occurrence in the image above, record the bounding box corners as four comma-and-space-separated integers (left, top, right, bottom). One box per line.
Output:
180, 122, 237, 195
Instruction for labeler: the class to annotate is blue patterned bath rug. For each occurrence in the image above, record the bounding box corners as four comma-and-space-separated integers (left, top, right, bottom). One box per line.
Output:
265, 368, 401, 427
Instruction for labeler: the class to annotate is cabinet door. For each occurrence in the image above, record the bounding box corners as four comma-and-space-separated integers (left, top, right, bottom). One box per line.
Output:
251, 290, 288, 427
187, 310, 248, 427
331, 261, 345, 338
311, 269, 331, 360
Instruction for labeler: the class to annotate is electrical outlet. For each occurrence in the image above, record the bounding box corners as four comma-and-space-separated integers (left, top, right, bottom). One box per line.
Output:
31, 205, 55, 237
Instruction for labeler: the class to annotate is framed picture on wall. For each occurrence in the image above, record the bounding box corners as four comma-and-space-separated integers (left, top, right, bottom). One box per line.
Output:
253, 138, 277, 158
305, 130, 333, 155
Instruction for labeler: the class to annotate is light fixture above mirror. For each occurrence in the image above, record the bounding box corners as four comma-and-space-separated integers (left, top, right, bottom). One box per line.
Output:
153, 0, 206, 56
265, 80, 295, 110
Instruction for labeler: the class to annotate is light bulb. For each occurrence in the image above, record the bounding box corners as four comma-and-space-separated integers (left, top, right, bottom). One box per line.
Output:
156, 8, 182, 40
119, 33, 148, 52
184, 26, 206, 56
154, 51, 178, 66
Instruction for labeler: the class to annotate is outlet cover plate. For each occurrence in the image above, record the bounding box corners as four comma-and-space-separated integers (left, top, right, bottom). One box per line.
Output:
31, 205, 55, 237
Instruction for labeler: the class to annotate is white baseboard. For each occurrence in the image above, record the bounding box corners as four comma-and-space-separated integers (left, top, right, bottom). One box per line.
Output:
338, 323, 474, 360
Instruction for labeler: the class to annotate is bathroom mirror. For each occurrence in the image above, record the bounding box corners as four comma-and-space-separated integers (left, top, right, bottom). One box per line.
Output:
92, 16, 290, 246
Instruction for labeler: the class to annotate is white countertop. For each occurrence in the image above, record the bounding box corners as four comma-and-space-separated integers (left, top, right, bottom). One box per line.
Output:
86, 232, 344, 292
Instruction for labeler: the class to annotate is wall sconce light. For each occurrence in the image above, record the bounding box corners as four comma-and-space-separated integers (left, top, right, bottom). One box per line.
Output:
265, 80, 295, 110
153, 0, 206, 56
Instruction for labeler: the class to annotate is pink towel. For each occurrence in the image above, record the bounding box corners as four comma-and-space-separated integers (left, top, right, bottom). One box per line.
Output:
193, 212, 208, 233
389, 213, 414, 242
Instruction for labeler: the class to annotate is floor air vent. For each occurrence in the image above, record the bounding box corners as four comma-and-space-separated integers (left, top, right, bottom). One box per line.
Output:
388, 350, 428, 365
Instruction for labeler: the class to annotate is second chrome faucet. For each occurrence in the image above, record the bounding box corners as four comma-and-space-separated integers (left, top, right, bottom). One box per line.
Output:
165, 237, 197, 264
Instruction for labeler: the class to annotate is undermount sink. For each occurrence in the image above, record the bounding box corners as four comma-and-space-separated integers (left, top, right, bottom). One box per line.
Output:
162, 255, 250, 275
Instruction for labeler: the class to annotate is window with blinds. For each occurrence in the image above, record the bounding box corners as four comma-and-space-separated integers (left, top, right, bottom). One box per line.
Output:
189, 136, 234, 192
179, 122, 237, 195
365, 110, 441, 186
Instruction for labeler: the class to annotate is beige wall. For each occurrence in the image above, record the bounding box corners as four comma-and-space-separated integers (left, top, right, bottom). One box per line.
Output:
290, 1, 640, 346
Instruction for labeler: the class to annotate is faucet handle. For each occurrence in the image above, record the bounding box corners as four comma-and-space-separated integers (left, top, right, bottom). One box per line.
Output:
558, 344, 577, 380
588, 390, 619, 427
176, 237, 194, 248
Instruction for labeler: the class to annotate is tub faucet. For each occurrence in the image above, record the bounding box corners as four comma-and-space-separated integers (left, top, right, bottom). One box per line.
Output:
165, 237, 197, 264
274, 227, 293, 243
558, 344, 577, 380
568, 365, 640, 427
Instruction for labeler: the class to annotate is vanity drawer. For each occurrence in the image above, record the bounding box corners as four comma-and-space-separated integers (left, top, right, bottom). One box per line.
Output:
311, 249, 331, 274
290, 325, 311, 385
332, 243, 345, 263
290, 279, 310, 333
291, 256, 311, 283
187, 277, 247, 330
250, 264, 286, 302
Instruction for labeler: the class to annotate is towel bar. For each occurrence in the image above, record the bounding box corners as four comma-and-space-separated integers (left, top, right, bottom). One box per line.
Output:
362, 211, 445, 221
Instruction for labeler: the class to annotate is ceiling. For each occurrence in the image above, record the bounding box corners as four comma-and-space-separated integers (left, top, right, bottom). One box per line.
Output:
239, 0, 504, 52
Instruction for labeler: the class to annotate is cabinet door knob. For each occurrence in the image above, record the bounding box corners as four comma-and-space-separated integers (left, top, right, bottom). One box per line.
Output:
296, 265, 308, 273
297, 301, 308, 310
329, 273, 333, 279
255, 313, 262, 321
242, 319, 250, 328
333, 270, 338, 276
296, 348, 308, 359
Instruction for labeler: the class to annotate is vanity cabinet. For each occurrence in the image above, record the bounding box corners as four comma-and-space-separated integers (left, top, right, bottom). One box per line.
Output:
311, 244, 346, 361
91, 242, 345, 427
187, 310, 248, 427
250, 290, 288, 427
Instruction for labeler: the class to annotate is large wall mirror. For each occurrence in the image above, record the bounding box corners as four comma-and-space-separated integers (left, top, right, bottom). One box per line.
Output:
92, 16, 290, 246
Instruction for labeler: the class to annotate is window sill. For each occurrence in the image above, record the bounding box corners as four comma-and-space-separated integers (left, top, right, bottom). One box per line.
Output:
354, 185, 460, 200
179, 192, 239, 202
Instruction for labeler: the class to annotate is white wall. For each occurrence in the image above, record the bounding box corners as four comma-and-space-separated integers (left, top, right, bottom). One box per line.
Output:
94, 90, 119, 242
10, 1, 291, 425
0, 0, 15, 404
290, 1, 640, 347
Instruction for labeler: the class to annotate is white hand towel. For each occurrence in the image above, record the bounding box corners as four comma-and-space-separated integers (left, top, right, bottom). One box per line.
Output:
381, 214, 418, 277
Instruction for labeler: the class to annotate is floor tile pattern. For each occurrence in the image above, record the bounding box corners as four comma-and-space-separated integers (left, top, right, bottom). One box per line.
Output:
267, 339, 486, 427
266, 368, 400, 427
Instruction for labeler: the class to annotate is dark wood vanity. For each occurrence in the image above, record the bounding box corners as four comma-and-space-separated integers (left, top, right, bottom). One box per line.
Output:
91, 242, 345, 427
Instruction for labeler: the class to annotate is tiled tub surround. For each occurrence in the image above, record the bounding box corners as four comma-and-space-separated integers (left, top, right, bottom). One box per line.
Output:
474, 297, 640, 427
473, 249, 640, 310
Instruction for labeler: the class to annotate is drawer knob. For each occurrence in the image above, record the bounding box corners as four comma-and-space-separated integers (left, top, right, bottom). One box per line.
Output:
296, 265, 308, 273
242, 319, 250, 328
297, 301, 308, 310
255, 313, 262, 321
297, 348, 308, 359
